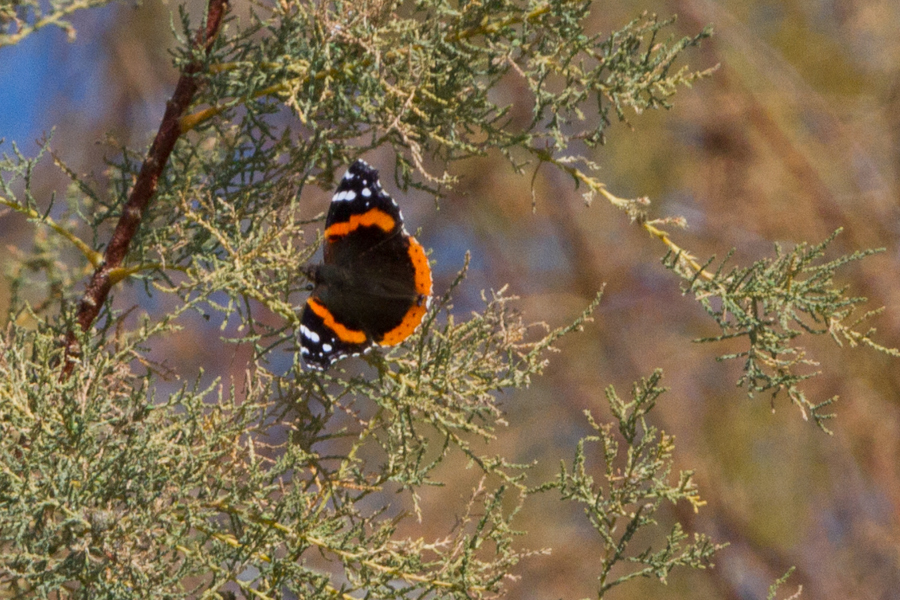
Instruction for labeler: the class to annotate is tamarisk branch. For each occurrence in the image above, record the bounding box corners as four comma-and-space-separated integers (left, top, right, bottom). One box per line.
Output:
62, 0, 228, 378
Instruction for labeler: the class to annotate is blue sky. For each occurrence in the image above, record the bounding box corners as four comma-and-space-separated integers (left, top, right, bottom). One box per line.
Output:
0, 33, 55, 149
1, 6, 116, 154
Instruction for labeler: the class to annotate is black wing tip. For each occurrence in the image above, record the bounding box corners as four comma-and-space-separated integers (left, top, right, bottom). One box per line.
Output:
348, 158, 377, 178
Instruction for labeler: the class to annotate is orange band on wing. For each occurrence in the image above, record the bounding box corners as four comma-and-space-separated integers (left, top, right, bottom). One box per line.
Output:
379, 238, 432, 346
307, 298, 367, 344
379, 301, 428, 346
407, 237, 433, 297
325, 208, 396, 239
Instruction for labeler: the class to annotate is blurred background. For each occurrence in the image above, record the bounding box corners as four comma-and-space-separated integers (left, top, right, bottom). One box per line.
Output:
2, 0, 899, 598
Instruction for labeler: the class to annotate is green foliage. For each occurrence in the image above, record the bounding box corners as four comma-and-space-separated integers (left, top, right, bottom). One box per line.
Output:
0, 291, 553, 597
536, 371, 723, 596
180, 0, 712, 187
664, 229, 899, 432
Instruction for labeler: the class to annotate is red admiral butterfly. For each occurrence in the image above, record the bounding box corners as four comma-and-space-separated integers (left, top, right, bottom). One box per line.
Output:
300, 159, 433, 370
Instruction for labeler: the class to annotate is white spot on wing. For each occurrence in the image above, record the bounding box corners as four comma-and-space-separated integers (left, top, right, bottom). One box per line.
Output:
322, 343, 332, 352
333, 190, 357, 202
300, 325, 320, 344
361, 187, 371, 198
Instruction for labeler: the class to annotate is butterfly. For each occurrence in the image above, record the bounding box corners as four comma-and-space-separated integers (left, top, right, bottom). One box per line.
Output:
299, 159, 432, 370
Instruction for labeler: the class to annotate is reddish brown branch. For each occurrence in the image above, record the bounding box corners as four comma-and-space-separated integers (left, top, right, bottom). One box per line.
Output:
62, 0, 228, 378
